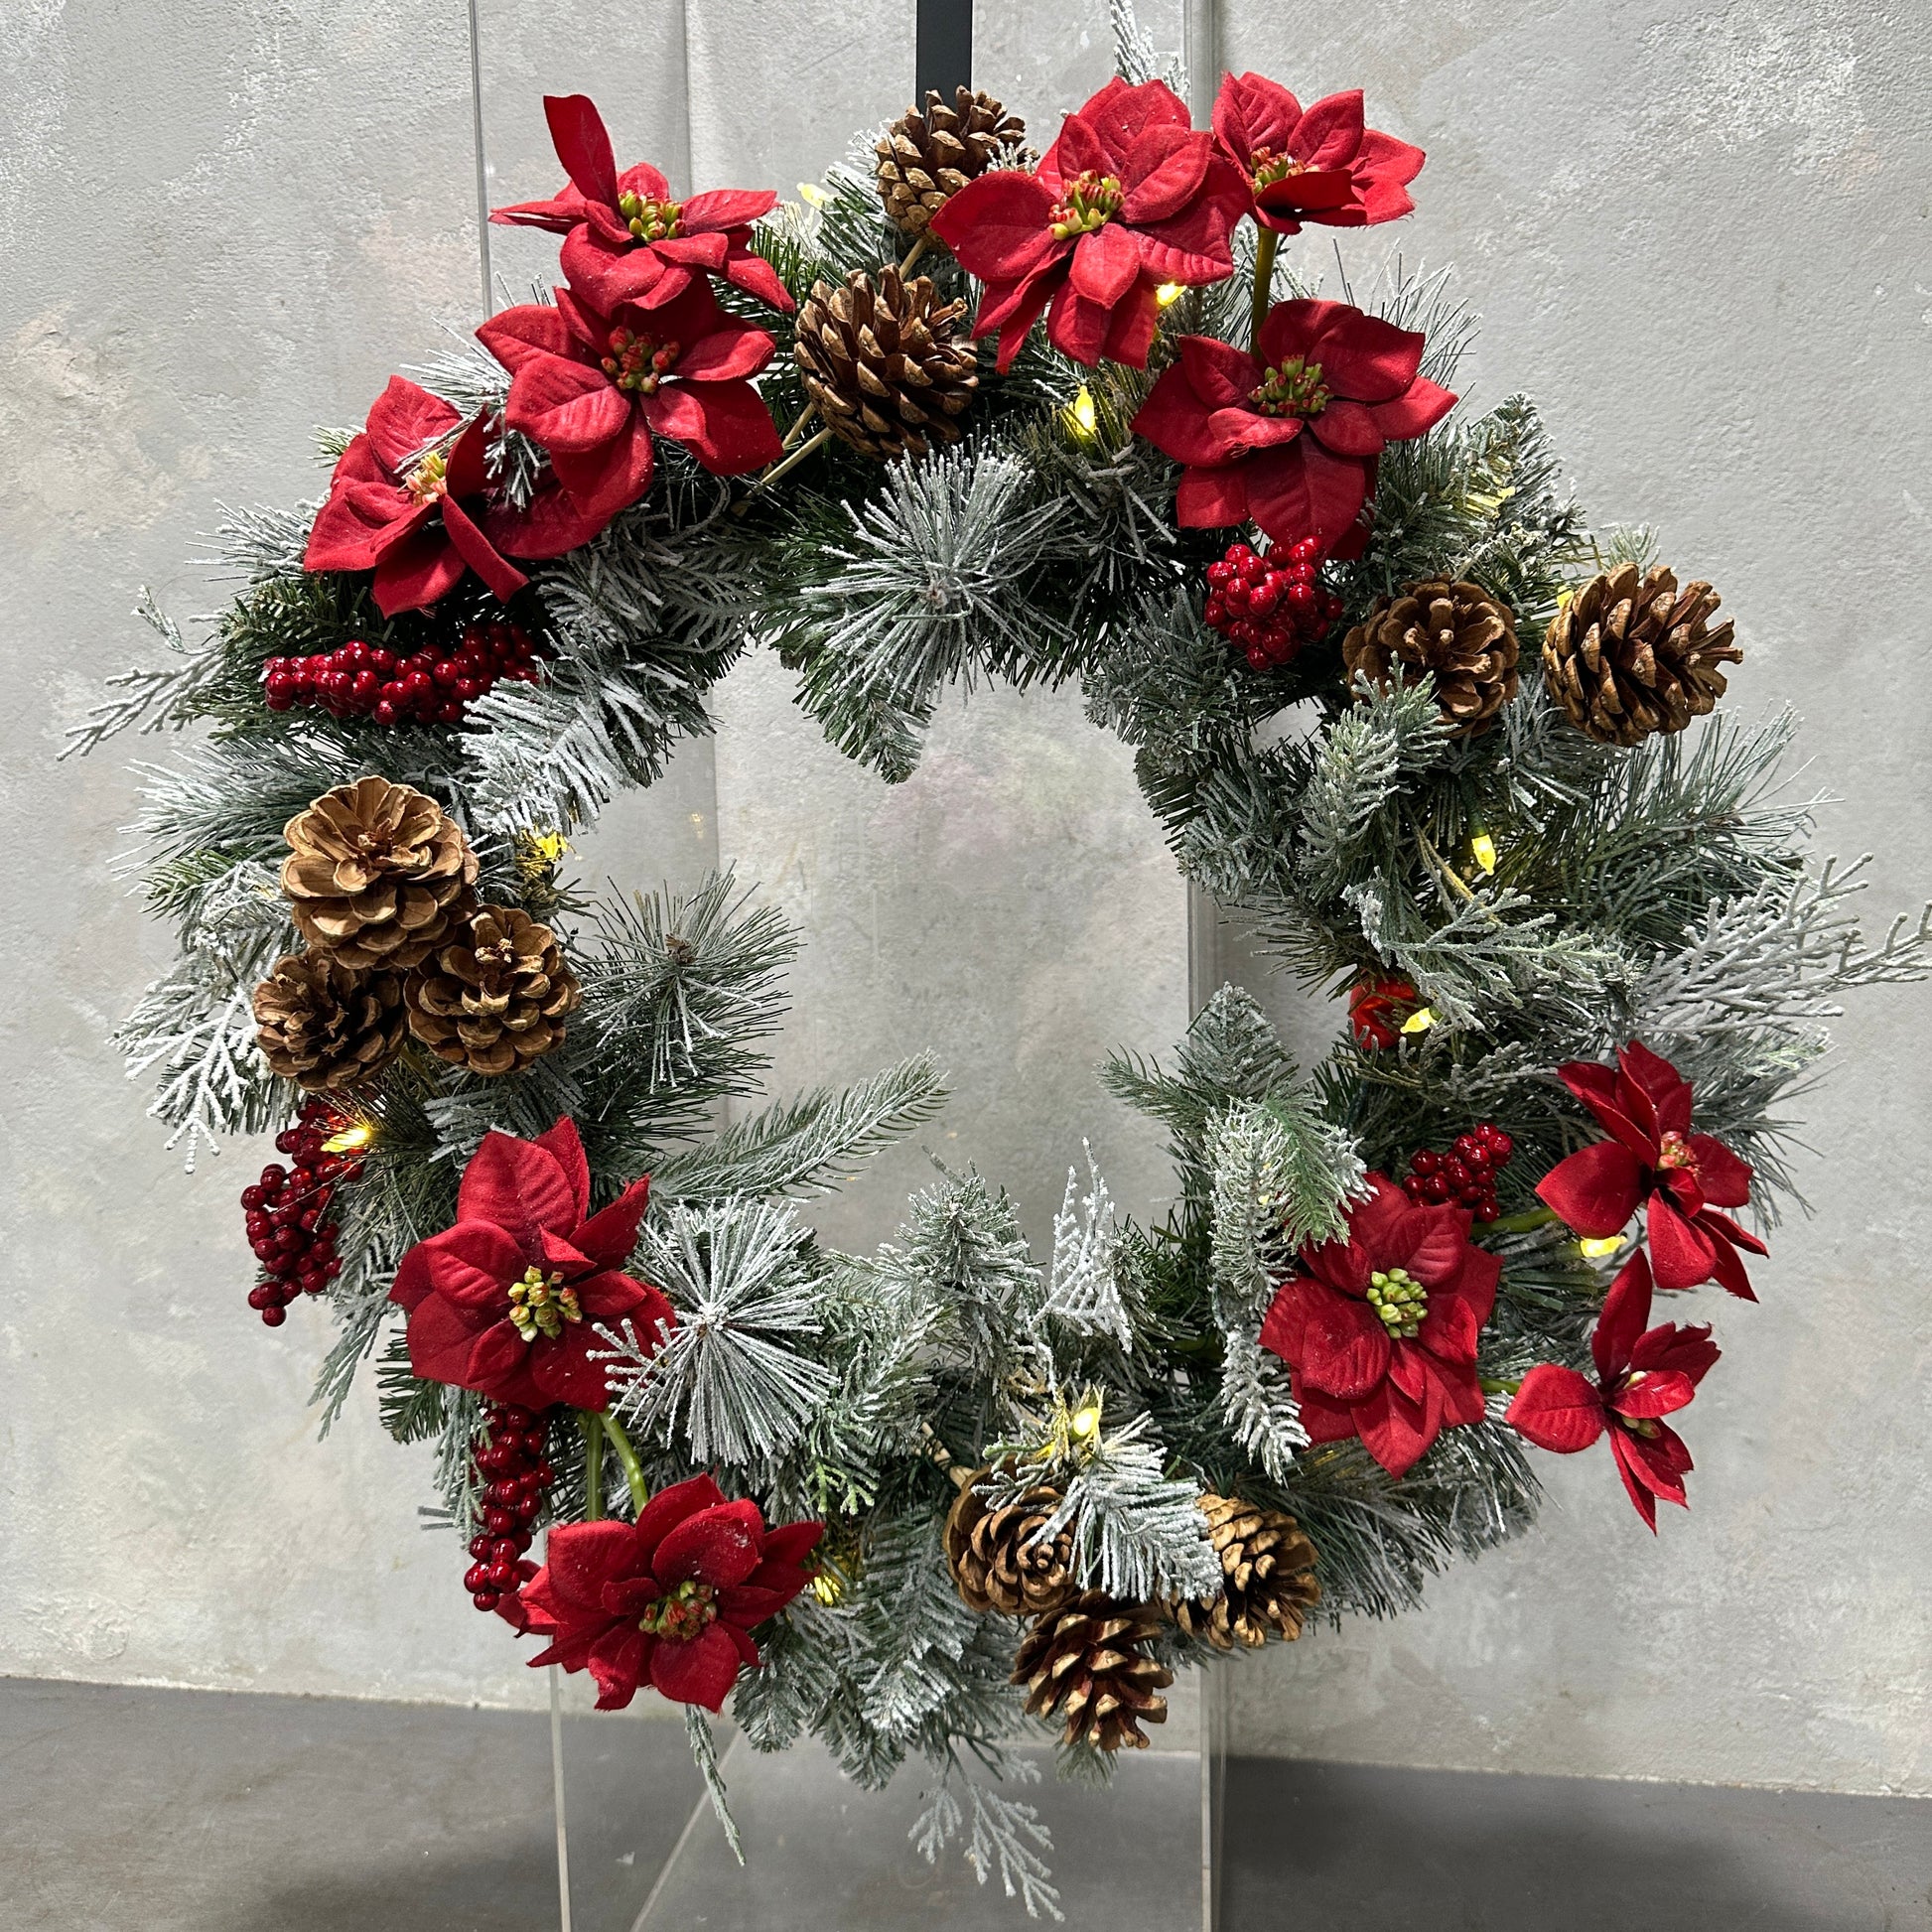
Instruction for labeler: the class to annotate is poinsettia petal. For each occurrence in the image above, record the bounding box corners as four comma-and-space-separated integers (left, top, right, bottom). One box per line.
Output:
401, 1221, 527, 1311
1591, 1251, 1654, 1380
1353, 1378, 1440, 1478
720, 246, 796, 314
1213, 71, 1302, 163
1689, 1137, 1753, 1208
633, 1475, 728, 1560
370, 528, 466, 617
1080, 75, 1190, 161
1537, 1140, 1645, 1239
399, 1286, 494, 1386
1700, 1220, 1761, 1301
529, 1118, 590, 1219
478, 303, 578, 374
648, 1623, 743, 1711
1614, 1418, 1692, 1505
1119, 125, 1210, 224
1098, 281, 1162, 367
930, 170, 1059, 283
541, 1519, 646, 1612
1608, 1431, 1662, 1531
1132, 194, 1239, 284
505, 354, 631, 455
464, 1318, 544, 1405
489, 190, 583, 233
551, 416, 656, 524
1174, 464, 1250, 528
486, 480, 610, 560
574, 1176, 651, 1269
1369, 377, 1455, 442
642, 379, 782, 475
1255, 169, 1362, 218
1067, 220, 1144, 305
544, 94, 620, 206
653, 1501, 764, 1589
530, 1330, 618, 1412
1291, 1380, 1361, 1446
1310, 307, 1425, 402
1647, 1193, 1718, 1290
1134, 363, 1230, 467
1291, 90, 1367, 170
1619, 1040, 1695, 1136
586, 1625, 648, 1710
1631, 1320, 1721, 1385
364, 376, 462, 476
459, 1131, 579, 1249
440, 498, 529, 604
1611, 1367, 1696, 1421
1044, 281, 1114, 365
681, 187, 775, 231
1355, 127, 1427, 203
672, 318, 775, 382
1243, 439, 1373, 553
1507, 1364, 1605, 1452
1260, 1277, 1391, 1401
1207, 407, 1304, 456
1557, 1060, 1654, 1157
1307, 398, 1385, 458
759, 1522, 823, 1569
1415, 1245, 1499, 1363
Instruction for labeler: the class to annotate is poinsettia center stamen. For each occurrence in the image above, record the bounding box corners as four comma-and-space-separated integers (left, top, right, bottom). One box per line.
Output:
1047, 170, 1124, 240
1246, 146, 1309, 193
403, 449, 449, 505
1249, 356, 1332, 419
639, 1578, 718, 1641
1655, 1130, 1698, 1173
506, 1266, 581, 1341
1366, 1266, 1427, 1338
601, 329, 682, 395
616, 190, 682, 242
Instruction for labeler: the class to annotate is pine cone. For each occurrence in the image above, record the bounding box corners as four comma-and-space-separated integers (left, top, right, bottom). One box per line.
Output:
793, 266, 978, 462
404, 905, 582, 1077
253, 951, 406, 1091
1013, 1591, 1173, 1752
281, 776, 479, 971
876, 87, 1025, 236
1341, 578, 1521, 736
1170, 1494, 1319, 1651
944, 1470, 1075, 1617
1542, 562, 1740, 746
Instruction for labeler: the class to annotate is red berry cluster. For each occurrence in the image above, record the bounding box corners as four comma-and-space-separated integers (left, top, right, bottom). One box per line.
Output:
1203, 537, 1344, 670
239, 1100, 365, 1325
261, 620, 543, 728
464, 1401, 552, 1617
1402, 1125, 1515, 1222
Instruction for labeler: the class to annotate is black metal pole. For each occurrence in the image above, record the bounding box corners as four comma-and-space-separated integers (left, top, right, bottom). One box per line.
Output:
915, 0, 973, 99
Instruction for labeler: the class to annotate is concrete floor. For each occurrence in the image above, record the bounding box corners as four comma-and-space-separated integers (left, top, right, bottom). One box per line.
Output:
4, 1678, 1928, 1931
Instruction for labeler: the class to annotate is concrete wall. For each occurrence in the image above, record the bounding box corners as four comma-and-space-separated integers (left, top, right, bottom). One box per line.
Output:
4, 0, 1927, 1795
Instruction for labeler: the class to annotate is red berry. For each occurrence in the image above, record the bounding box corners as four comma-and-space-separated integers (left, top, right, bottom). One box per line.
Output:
472, 1589, 500, 1611
260, 1304, 287, 1327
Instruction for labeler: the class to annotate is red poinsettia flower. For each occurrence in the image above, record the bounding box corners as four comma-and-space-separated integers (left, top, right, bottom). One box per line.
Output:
1536, 1040, 1765, 1299
479, 280, 781, 528
929, 76, 1248, 371
1212, 72, 1425, 234
389, 1118, 672, 1413
1132, 299, 1454, 558
305, 377, 599, 617
521, 1475, 821, 1712
1506, 1251, 1721, 1530
490, 94, 792, 317
1259, 1173, 1500, 1477
1348, 974, 1420, 1049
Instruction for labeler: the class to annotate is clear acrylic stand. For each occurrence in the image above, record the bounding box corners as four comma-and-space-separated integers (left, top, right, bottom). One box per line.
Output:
550, 1665, 1227, 1931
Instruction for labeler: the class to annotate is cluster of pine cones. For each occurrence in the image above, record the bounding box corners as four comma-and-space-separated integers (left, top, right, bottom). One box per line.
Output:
251, 775, 580, 1093
944, 1470, 1318, 1753
1337, 561, 1740, 749
789, 88, 1024, 465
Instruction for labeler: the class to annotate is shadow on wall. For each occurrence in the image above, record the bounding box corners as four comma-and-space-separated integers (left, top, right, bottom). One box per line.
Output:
1223, 1756, 1932, 1932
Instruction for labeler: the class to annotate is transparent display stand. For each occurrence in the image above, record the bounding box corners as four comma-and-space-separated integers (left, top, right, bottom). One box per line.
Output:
547, 1668, 1228, 1931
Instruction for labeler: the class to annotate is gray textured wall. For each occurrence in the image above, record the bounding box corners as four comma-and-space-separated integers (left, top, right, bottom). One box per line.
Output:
5, 0, 1928, 1795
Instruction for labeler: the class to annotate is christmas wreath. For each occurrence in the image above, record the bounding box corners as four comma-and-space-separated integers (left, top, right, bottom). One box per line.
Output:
73, 8, 1928, 1915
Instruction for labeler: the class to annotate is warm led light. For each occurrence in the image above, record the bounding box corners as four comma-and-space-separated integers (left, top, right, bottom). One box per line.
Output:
1579, 1236, 1624, 1259
1068, 386, 1098, 436
1399, 1007, 1437, 1035
1070, 1404, 1102, 1441
322, 1122, 375, 1155
1470, 833, 1497, 875
797, 181, 828, 207
811, 1569, 845, 1606
1156, 281, 1184, 306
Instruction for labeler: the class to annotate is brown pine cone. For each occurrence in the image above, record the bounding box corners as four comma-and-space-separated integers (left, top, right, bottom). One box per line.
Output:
253, 951, 406, 1091
793, 266, 978, 462
944, 1470, 1075, 1617
404, 904, 582, 1077
1341, 578, 1521, 736
1542, 562, 1741, 746
876, 87, 1026, 236
1013, 1591, 1173, 1752
1170, 1494, 1319, 1651
281, 776, 479, 971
